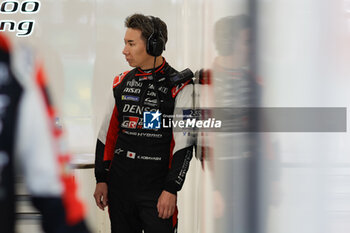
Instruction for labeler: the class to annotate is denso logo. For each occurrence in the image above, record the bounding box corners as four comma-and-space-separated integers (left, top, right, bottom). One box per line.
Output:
0, 0, 41, 37
122, 104, 157, 114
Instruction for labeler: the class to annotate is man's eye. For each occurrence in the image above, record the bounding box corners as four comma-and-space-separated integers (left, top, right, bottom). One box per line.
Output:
130, 43, 135, 46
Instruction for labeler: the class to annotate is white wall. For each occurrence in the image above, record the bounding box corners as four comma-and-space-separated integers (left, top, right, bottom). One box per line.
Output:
259, 1, 350, 233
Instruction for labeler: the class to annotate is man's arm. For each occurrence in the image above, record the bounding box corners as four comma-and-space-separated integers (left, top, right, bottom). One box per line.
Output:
94, 74, 126, 210
164, 82, 194, 194
158, 82, 194, 219
94, 90, 117, 184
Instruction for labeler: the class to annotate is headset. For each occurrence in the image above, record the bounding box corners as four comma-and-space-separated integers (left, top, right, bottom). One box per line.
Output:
146, 16, 165, 57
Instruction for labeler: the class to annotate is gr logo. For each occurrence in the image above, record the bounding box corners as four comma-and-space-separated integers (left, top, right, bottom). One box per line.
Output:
0, 0, 41, 37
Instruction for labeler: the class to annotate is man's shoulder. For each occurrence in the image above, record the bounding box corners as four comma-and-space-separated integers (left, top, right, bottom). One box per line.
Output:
112, 69, 137, 88
164, 62, 177, 73
165, 66, 193, 98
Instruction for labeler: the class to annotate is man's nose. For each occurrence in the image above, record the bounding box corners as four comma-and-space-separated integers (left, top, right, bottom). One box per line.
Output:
122, 46, 128, 55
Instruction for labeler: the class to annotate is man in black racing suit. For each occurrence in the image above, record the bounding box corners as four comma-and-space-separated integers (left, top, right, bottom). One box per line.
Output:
93, 14, 194, 233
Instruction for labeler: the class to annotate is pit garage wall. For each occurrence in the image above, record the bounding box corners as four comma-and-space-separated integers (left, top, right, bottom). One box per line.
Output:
2, 0, 350, 233
259, 1, 350, 233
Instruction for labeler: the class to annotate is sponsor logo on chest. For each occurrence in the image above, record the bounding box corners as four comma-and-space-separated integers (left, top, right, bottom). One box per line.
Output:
121, 116, 143, 129
126, 79, 143, 87
148, 84, 168, 94
146, 91, 157, 97
122, 104, 158, 114
114, 148, 124, 154
121, 116, 139, 129
121, 95, 140, 102
143, 97, 158, 107
123, 87, 141, 94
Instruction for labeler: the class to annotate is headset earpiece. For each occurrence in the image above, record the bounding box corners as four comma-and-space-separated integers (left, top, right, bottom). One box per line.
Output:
147, 16, 165, 57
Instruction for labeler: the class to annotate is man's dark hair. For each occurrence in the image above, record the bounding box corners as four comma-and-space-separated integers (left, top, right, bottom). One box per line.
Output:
214, 14, 249, 56
125, 13, 168, 45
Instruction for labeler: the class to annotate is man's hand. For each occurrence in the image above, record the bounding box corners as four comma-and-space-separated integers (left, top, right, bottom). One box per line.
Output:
93, 182, 108, 210
157, 190, 176, 219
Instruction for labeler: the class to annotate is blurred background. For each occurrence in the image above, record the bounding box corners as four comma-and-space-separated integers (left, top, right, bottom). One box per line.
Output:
2, 0, 350, 232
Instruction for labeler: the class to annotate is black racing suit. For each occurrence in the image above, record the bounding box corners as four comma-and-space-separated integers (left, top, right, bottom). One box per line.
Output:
94, 59, 194, 233
0, 33, 90, 233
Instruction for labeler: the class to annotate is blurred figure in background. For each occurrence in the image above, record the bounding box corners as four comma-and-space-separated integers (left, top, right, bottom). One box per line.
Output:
0, 33, 90, 233
197, 15, 280, 233
211, 14, 253, 233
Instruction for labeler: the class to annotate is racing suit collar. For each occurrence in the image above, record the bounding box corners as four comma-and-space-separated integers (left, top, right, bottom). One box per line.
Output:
136, 58, 168, 81
136, 58, 166, 76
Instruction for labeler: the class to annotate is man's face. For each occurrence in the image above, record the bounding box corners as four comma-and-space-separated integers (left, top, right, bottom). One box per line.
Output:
122, 28, 152, 69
